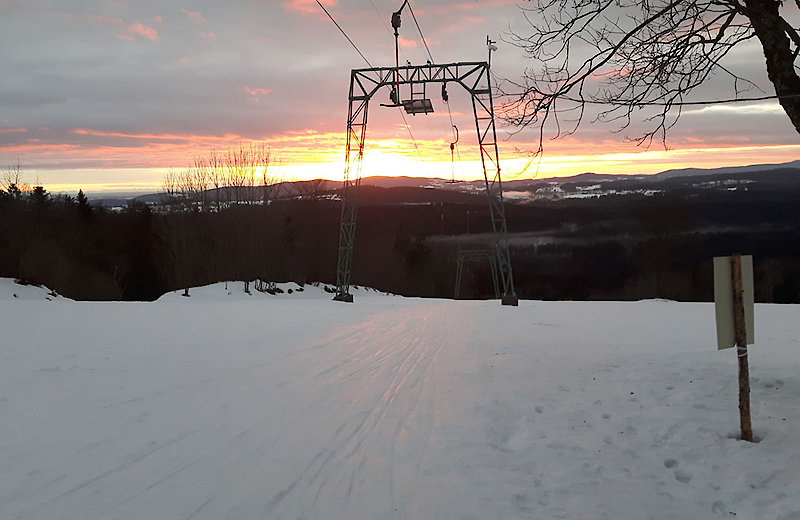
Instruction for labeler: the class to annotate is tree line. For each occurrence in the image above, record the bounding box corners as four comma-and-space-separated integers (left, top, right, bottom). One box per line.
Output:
0, 151, 340, 300
4, 154, 800, 303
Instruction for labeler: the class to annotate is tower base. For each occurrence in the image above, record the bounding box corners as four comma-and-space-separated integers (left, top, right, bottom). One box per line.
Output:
333, 293, 354, 303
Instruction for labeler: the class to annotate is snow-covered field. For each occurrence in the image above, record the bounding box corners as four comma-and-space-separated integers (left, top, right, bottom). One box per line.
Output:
2, 278, 800, 520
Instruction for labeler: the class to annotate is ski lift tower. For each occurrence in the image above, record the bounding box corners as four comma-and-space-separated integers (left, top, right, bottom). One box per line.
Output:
333, 5, 517, 306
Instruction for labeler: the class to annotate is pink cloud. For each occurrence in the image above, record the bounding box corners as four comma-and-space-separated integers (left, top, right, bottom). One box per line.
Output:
398, 36, 418, 48
442, 15, 485, 34
242, 86, 273, 102
243, 86, 273, 96
181, 8, 206, 23
85, 14, 125, 26
284, 0, 336, 14
82, 13, 158, 42
202, 31, 217, 40
118, 22, 159, 41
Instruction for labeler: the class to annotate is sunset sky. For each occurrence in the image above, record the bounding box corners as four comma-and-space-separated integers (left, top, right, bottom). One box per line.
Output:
1, 0, 798, 195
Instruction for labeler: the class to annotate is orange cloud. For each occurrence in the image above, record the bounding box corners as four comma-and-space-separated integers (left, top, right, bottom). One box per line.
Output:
7, 125, 800, 189
71, 128, 245, 142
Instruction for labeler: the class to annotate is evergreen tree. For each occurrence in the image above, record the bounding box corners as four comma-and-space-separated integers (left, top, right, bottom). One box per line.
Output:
76, 189, 92, 221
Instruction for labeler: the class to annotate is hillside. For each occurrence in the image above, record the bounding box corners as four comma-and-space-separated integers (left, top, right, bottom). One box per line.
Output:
2, 279, 799, 519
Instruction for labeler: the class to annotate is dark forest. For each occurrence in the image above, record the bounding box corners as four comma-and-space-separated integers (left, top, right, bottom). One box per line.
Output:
2, 171, 800, 303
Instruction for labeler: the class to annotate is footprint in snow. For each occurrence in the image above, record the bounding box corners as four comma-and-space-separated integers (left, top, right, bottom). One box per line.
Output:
664, 458, 679, 469
712, 501, 730, 515
762, 378, 785, 389
674, 469, 692, 483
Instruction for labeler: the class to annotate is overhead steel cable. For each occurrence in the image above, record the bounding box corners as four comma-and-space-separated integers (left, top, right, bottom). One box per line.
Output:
399, 109, 426, 161
406, 2, 434, 64
316, 0, 373, 68
316, 1, 426, 165
406, 2, 463, 172
403, 1, 463, 174
367, 0, 429, 164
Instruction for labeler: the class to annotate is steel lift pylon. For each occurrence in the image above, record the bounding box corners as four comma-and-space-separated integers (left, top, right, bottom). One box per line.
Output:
332, 59, 518, 306
454, 249, 500, 300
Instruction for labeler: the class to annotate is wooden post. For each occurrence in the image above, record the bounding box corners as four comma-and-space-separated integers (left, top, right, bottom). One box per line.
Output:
731, 253, 753, 442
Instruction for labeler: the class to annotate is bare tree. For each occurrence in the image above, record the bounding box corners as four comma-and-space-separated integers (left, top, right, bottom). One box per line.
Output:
204, 150, 223, 211
2, 160, 30, 194
178, 168, 197, 210
225, 144, 259, 204
503, 0, 800, 149
256, 146, 285, 206
191, 156, 211, 211
161, 168, 181, 208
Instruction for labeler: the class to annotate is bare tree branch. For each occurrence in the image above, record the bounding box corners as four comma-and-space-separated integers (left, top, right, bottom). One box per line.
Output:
501, 0, 800, 152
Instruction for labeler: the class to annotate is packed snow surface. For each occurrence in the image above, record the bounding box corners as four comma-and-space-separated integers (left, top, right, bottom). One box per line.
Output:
2, 279, 800, 519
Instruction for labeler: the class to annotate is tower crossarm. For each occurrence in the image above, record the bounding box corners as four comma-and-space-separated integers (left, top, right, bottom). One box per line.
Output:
349, 62, 491, 101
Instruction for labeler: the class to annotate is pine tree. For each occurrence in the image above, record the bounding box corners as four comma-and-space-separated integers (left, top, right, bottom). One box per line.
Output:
77, 189, 92, 221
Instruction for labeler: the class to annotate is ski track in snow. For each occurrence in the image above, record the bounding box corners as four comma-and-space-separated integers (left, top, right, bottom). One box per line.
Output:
2, 295, 481, 520
2, 282, 800, 519
256, 304, 465, 519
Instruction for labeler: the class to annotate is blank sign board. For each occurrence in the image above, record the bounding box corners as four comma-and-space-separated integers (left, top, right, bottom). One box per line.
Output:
713, 255, 754, 349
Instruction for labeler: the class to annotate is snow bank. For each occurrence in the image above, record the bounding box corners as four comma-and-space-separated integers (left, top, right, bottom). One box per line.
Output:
0, 279, 66, 301
1, 283, 799, 519
156, 281, 391, 301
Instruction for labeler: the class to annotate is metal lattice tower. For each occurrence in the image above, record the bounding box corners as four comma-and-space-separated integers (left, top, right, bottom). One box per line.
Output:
454, 249, 500, 300
333, 61, 518, 306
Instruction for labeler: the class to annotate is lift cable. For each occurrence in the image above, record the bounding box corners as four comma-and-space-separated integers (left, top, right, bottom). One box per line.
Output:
369, 0, 423, 66
399, 109, 426, 162
317, 0, 424, 164
406, 2, 434, 64
404, 1, 463, 178
407, 2, 463, 177
370, 0, 464, 172
316, 0, 373, 68
369, 0, 429, 164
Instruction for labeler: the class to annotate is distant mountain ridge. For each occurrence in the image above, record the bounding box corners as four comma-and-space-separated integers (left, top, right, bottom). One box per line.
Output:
89, 159, 800, 206
651, 159, 800, 180
353, 159, 800, 189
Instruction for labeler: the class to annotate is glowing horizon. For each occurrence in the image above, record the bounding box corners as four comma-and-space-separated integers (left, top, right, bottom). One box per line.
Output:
22, 138, 800, 196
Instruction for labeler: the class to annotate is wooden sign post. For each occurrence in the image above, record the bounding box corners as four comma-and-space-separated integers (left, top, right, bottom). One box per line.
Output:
731, 254, 753, 442
713, 254, 754, 442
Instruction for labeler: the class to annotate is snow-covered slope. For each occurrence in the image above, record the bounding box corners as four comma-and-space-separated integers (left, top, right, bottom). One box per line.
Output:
2, 280, 799, 519
0, 278, 66, 301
